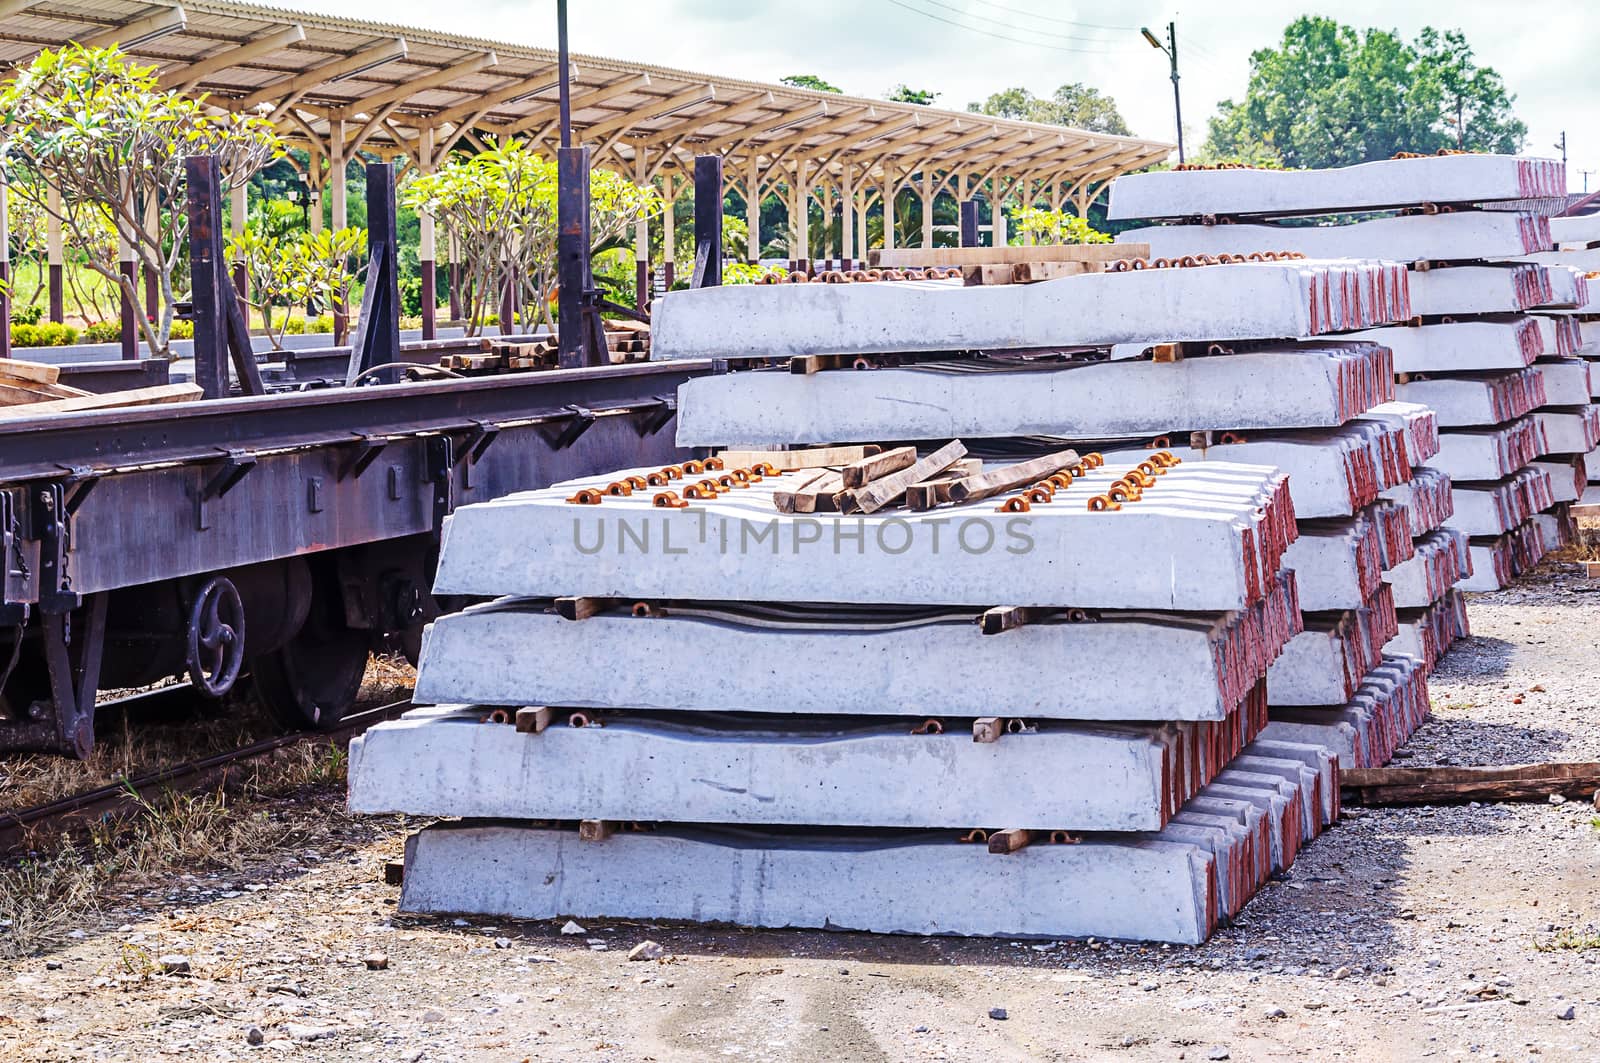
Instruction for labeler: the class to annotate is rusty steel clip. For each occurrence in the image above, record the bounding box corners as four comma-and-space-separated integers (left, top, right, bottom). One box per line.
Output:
565, 488, 604, 505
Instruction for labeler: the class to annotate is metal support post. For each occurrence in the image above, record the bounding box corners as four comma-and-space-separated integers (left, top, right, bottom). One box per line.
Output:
185, 155, 265, 399
959, 199, 979, 247
346, 161, 401, 385
691, 154, 723, 288
556, 145, 594, 368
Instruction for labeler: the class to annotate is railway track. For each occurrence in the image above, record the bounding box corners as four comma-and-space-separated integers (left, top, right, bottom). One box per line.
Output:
0, 697, 412, 855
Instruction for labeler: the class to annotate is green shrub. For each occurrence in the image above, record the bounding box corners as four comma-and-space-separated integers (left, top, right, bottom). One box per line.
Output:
283, 316, 306, 335
83, 321, 121, 343
306, 314, 333, 334
10, 321, 79, 347
9, 303, 43, 325
169, 319, 193, 340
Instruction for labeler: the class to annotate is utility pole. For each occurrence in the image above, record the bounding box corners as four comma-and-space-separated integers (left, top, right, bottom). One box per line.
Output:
1556, 131, 1568, 172
1581, 169, 1594, 194
1141, 22, 1184, 164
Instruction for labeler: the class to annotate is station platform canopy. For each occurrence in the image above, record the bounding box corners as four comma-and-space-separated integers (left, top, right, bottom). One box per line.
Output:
0, 0, 1172, 214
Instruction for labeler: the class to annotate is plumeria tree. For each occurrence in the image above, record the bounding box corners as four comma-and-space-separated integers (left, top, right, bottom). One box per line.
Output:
402, 138, 660, 334
225, 227, 366, 349
1010, 206, 1112, 246
0, 44, 280, 355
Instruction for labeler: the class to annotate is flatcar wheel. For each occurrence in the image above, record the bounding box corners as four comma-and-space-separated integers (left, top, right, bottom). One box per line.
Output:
250, 615, 369, 731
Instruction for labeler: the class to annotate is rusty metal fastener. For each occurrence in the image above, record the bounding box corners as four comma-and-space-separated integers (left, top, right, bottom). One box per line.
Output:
910, 718, 944, 735
604, 481, 633, 497
750, 461, 778, 477
958, 829, 990, 844
998, 495, 1031, 513
660, 464, 684, 480
565, 488, 604, 505
1087, 494, 1120, 512
652, 491, 688, 508
1025, 485, 1054, 504
684, 483, 715, 500
646, 471, 670, 487
704, 457, 725, 471
568, 711, 592, 728
716, 474, 738, 489
1046, 472, 1072, 490
624, 475, 649, 490
482, 708, 512, 725
683, 459, 706, 475
1048, 830, 1080, 845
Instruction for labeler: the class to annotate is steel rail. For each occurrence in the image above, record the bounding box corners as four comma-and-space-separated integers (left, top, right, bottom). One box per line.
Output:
0, 361, 713, 482
0, 698, 412, 855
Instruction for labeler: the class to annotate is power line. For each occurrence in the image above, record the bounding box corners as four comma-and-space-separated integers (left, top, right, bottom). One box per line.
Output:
959, 0, 1138, 33
900, 0, 1138, 48
883, 0, 1138, 53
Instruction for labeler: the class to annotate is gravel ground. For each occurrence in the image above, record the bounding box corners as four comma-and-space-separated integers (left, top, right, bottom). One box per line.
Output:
2, 566, 1598, 1062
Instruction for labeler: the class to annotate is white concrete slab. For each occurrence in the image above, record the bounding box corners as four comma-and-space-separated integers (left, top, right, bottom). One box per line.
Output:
1534, 358, 1593, 406
1381, 468, 1455, 538
1444, 468, 1555, 537
1385, 529, 1470, 609
676, 345, 1395, 447
1388, 591, 1471, 670
413, 580, 1297, 722
1531, 508, 1573, 553
1395, 368, 1545, 427
1264, 655, 1430, 770
1532, 267, 1589, 310
1459, 520, 1546, 591
391, 754, 1330, 943
1107, 424, 1397, 518
1530, 457, 1586, 503
1350, 320, 1543, 373
1282, 513, 1383, 612
1107, 154, 1563, 221
650, 262, 1410, 361
1548, 214, 1600, 247
434, 461, 1296, 612
1535, 407, 1600, 455
1122, 212, 1551, 263
1267, 584, 1397, 706
349, 708, 1264, 832
1358, 402, 1440, 469
1408, 264, 1550, 316
1426, 417, 1547, 481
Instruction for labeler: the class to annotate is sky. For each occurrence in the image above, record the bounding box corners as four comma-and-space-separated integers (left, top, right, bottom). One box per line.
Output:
311, 0, 1600, 191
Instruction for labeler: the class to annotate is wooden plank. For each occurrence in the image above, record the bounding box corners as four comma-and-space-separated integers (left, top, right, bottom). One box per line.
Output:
870, 243, 1148, 268
515, 706, 554, 734
0, 383, 203, 420
961, 264, 1016, 287
0, 358, 61, 385
979, 606, 1041, 635
945, 449, 1080, 505
836, 440, 967, 515
840, 445, 917, 489
1585, 561, 1600, 579
578, 819, 615, 842
904, 458, 984, 510
987, 828, 1033, 854
1011, 261, 1100, 284
717, 445, 882, 472
773, 469, 829, 514
554, 596, 623, 621
1341, 762, 1600, 806
791, 470, 844, 514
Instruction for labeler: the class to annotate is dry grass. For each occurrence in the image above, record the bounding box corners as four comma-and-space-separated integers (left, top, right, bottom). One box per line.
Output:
1547, 514, 1600, 564
0, 742, 352, 959
1, 655, 414, 813
0, 656, 411, 959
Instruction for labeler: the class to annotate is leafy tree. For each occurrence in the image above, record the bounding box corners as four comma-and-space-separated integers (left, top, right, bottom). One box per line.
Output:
887, 85, 939, 106
0, 44, 280, 355
1010, 207, 1112, 246
1204, 17, 1526, 169
226, 227, 366, 349
401, 138, 658, 334
968, 84, 1131, 136
1416, 27, 1526, 153
781, 74, 842, 94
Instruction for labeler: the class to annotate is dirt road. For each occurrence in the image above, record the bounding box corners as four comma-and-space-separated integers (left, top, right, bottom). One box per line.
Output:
3, 569, 1598, 1062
